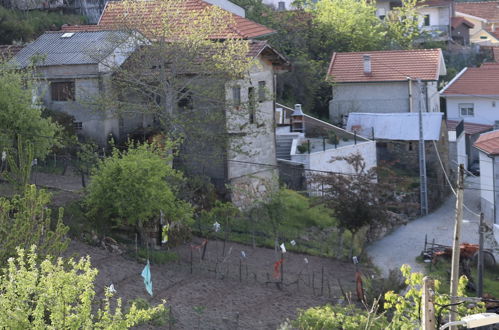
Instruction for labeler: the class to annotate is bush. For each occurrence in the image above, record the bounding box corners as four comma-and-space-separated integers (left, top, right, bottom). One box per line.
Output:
297, 142, 309, 154
293, 304, 389, 329
85, 141, 193, 244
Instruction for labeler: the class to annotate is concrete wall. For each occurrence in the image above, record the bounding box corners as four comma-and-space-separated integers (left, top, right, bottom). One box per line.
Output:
479, 151, 495, 224
329, 80, 440, 124
446, 96, 499, 126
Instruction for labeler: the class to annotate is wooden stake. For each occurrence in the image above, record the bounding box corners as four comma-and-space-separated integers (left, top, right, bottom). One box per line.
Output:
190, 248, 193, 274
450, 164, 464, 326
321, 266, 324, 296
422, 276, 436, 330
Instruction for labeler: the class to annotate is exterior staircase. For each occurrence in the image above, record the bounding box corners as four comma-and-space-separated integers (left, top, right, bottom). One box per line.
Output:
276, 135, 294, 160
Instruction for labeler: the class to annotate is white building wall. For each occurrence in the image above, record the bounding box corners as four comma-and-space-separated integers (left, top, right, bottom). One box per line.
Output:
330, 81, 439, 124
479, 151, 495, 223
457, 132, 467, 170
446, 96, 499, 126
261, 0, 295, 11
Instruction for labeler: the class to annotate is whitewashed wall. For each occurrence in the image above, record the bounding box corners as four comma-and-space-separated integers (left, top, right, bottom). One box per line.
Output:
446, 97, 499, 126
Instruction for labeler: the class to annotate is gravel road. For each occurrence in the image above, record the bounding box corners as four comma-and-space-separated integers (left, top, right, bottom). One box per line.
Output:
367, 176, 489, 277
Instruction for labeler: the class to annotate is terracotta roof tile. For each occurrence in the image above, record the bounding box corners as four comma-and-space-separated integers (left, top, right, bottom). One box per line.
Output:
441, 64, 499, 96
97, 0, 275, 39
456, 1, 499, 22
451, 16, 475, 29
474, 130, 499, 155
327, 49, 443, 83
446, 120, 492, 135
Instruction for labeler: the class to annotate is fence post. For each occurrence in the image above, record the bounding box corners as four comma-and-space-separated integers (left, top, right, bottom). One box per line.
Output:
322, 137, 326, 151
321, 266, 324, 296
239, 259, 242, 282
354, 132, 357, 145
307, 139, 311, 154
190, 248, 193, 274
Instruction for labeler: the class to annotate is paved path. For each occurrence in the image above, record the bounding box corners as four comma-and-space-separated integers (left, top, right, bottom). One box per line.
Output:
367, 176, 486, 277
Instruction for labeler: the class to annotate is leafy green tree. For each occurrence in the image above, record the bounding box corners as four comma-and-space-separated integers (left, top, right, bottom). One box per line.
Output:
85, 141, 193, 243
0, 185, 69, 267
0, 61, 60, 159
384, 0, 425, 49
0, 246, 165, 328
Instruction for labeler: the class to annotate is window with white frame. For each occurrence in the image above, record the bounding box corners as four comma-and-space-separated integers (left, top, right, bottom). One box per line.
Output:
459, 103, 474, 117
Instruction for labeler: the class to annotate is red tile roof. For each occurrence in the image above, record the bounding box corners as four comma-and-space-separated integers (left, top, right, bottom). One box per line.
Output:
451, 16, 475, 29
455, 1, 499, 22
446, 120, 492, 135
494, 46, 499, 62
441, 64, 499, 96
97, 0, 275, 39
474, 130, 499, 155
327, 49, 443, 83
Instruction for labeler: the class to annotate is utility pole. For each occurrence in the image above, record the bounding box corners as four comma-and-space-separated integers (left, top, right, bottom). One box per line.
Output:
450, 164, 464, 326
477, 212, 485, 297
418, 79, 429, 215
422, 276, 436, 330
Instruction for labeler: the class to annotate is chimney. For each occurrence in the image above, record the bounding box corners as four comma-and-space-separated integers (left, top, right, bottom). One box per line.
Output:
363, 54, 372, 76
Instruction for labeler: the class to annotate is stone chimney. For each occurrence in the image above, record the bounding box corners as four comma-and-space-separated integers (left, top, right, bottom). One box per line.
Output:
363, 54, 372, 76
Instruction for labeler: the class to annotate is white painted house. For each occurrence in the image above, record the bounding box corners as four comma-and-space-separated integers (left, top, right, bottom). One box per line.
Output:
375, 0, 453, 40
455, 1, 499, 45
441, 63, 499, 127
474, 130, 499, 226
328, 49, 446, 126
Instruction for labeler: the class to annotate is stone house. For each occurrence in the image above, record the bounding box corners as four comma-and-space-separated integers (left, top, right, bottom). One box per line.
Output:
13, 0, 290, 204
456, 1, 499, 45
328, 49, 447, 126
346, 112, 450, 211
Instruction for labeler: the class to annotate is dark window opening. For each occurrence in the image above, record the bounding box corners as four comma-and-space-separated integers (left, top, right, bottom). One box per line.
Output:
278, 1, 285, 10
177, 89, 193, 110
232, 86, 241, 107
73, 121, 83, 130
51, 81, 75, 101
248, 87, 256, 124
258, 81, 266, 102
424, 15, 430, 26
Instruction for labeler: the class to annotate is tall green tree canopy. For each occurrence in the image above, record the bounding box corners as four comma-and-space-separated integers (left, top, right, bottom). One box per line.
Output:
0, 61, 60, 159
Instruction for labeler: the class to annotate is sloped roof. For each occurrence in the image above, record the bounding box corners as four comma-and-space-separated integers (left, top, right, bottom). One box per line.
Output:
451, 16, 475, 29
474, 130, 499, 155
346, 112, 443, 141
12, 31, 129, 68
456, 1, 499, 22
97, 0, 275, 39
447, 120, 492, 135
247, 40, 289, 67
440, 64, 499, 96
327, 49, 445, 83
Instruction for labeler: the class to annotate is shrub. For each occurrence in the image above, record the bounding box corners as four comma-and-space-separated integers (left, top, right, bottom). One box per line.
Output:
85, 141, 193, 244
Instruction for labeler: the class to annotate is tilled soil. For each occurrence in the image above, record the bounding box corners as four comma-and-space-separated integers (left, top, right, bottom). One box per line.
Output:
67, 238, 368, 329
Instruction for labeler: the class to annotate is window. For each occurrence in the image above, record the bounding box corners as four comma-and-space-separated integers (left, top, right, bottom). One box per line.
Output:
459, 103, 474, 117
423, 14, 430, 26
258, 81, 266, 102
73, 121, 83, 130
232, 86, 241, 107
278, 1, 285, 10
248, 87, 256, 124
51, 81, 75, 101
177, 89, 193, 110
480, 36, 488, 40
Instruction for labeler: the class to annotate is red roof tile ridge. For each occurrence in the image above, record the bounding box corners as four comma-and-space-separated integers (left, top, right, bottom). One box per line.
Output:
332, 48, 441, 55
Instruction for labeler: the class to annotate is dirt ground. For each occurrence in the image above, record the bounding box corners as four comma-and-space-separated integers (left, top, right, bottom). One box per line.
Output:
66, 238, 369, 330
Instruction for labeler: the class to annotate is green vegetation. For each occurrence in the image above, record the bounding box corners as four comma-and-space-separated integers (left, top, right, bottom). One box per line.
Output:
0, 185, 68, 267
0, 61, 60, 159
0, 246, 165, 328
85, 141, 193, 244
137, 248, 179, 264
287, 265, 485, 329
0, 6, 85, 44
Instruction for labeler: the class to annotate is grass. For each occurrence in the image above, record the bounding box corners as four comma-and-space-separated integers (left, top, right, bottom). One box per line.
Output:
136, 248, 179, 264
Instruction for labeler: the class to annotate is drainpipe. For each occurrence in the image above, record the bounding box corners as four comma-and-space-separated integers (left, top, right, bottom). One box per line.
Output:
425, 81, 430, 112
408, 77, 413, 112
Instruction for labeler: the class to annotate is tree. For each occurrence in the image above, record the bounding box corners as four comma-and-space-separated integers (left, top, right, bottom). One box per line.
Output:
0, 185, 69, 267
95, 0, 256, 170
384, 0, 426, 49
316, 153, 387, 257
85, 141, 193, 243
0, 61, 60, 159
0, 246, 166, 328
